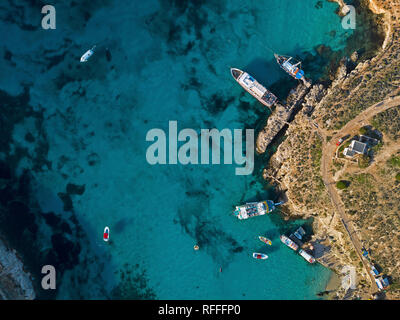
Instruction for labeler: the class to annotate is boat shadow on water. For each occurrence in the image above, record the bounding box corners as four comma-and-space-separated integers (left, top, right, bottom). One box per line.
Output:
255, 244, 279, 255
240, 189, 280, 205
244, 58, 294, 101
259, 228, 281, 242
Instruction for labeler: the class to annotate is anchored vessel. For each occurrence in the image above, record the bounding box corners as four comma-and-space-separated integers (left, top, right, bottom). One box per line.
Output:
259, 236, 272, 245
231, 68, 277, 108
298, 249, 316, 263
252, 252, 268, 260
274, 54, 305, 81
80, 45, 96, 62
280, 234, 298, 251
103, 226, 110, 242
234, 201, 282, 220
293, 226, 306, 241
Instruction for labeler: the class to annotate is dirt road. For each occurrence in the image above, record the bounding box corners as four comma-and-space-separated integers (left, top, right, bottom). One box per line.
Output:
317, 95, 400, 294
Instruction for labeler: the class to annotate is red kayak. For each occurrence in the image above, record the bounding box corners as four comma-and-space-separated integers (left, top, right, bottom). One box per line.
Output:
103, 226, 110, 242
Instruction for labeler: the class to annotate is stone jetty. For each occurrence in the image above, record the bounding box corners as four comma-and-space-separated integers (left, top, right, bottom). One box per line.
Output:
256, 82, 311, 154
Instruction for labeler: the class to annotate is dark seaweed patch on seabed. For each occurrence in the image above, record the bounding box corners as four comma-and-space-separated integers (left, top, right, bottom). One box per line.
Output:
111, 263, 157, 299
113, 217, 133, 233
52, 51, 111, 90
0, 87, 52, 172
57, 183, 86, 211
0, 86, 112, 298
0, 158, 116, 298
180, 68, 203, 91
203, 92, 235, 115
174, 192, 243, 267
1, 0, 40, 31
145, 0, 222, 57
0, 164, 81, 298
175, 208, 244, 266
0, 87, 33, 154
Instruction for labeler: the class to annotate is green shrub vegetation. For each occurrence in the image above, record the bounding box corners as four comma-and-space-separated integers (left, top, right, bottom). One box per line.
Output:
336, 180, 349, 189
358, 154, 370, 168
338, 140, 351, 155
371, 106, 400, 140
359, 126, 369, 135
371, 141, 384, 154
389, 156, 400, 168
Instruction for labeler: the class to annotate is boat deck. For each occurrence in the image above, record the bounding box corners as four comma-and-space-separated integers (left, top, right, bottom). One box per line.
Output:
231, 68, 278, 108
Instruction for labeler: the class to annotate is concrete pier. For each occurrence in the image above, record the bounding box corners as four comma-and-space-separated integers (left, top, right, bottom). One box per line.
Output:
256, 83, 310, 154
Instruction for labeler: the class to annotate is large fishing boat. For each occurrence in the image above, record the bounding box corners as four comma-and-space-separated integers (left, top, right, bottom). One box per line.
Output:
298, 249, 316, 263
230, 68, 277, 108
234, 201, 282, 220
274, 54, 305, 81
280, 234, 299, 251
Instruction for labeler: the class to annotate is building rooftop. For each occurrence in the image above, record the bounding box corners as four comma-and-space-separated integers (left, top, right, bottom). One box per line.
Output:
350, 140, 367, 154
343, 147, 356, 158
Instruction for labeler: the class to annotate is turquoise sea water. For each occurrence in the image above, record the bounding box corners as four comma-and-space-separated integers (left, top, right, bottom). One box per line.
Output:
0, 0, 354, 299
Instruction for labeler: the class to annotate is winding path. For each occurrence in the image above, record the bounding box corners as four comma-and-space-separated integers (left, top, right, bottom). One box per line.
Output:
317, 95, 400, 295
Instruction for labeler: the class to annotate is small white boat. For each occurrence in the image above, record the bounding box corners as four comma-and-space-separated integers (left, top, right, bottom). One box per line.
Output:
234, 200, 281, 220
258, 236, 272, 245
298, 249, 315, 263
252, 252, 268, 260
280, 235, 298, 251
293, 226, 306, 240
80, 45, 96, 62
103, 226, 110, 242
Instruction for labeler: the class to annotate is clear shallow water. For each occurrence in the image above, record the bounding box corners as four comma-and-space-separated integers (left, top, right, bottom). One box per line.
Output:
1, 0, 354, 299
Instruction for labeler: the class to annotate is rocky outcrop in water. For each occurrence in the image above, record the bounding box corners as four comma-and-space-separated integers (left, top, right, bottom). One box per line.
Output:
256, 103, 292, 154
256, 83, 310, 154
0, 238, 35, 300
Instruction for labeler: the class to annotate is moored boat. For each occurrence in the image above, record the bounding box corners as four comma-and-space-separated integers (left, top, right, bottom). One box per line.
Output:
80, 45, 96, 62
103, 226, 110, 242
234, 200, 282, 220
280, 234, 298, 251
293, 226, 306, 240
252, 252, 268, 260
274, 54, 305, 80
231, 68, 277, 108
298, 249, 316, 263
258, 236, 272, 245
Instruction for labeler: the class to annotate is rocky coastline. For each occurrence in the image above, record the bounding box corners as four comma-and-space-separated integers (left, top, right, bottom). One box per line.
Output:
0, 237, 35, 300
259, 0, 397, 299
256, 83, 311, 154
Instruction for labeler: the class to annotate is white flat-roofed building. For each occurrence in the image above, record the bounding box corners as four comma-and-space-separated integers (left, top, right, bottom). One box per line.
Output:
343, 140, 367, 158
